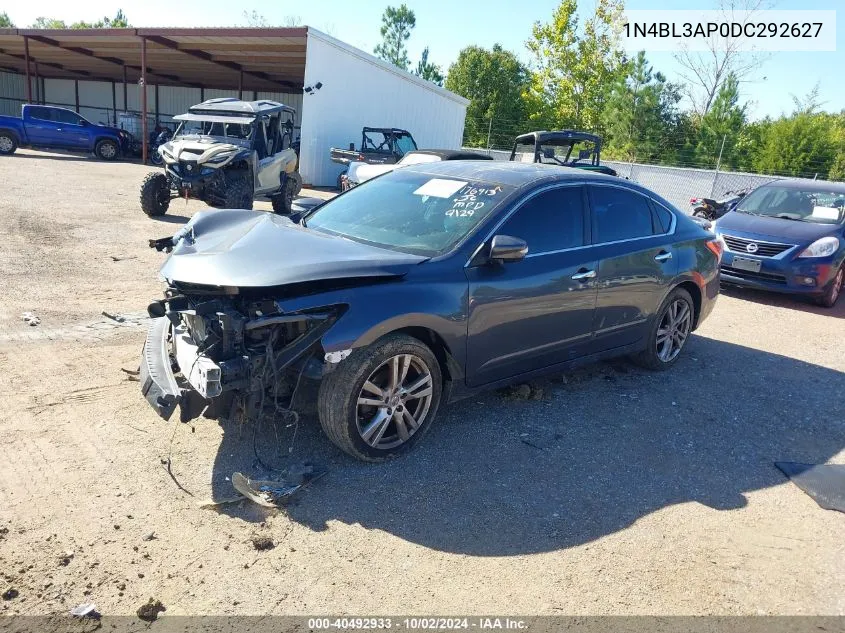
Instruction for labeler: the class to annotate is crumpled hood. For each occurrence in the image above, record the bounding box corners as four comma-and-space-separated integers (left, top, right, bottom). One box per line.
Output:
718, 211, 842, 244
159, 209, 427, 288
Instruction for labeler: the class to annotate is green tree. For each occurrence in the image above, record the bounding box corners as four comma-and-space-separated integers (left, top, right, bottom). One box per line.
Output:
752, 110, 840, 179
414, 47, 443, 86
694, 74, 747, 169
0, 11, 14, 27
32, 10, 129, 29
374, 4, 416, 70
525, 0, 626, 132
445, 44, 530, 148
602, 51, 682, 163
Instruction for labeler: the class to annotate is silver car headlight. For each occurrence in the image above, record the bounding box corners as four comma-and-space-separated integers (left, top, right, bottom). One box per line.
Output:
798, 236, 840, 258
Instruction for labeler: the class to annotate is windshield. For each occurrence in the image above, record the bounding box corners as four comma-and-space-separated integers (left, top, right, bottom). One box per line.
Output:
305, 170, 514, 256
736, 184, 845, 224
174, 119, 253, 147
395, 134, 417, 156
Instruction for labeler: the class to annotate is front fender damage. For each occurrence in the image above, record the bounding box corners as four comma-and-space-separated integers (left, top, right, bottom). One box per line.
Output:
139, 288, 342, 425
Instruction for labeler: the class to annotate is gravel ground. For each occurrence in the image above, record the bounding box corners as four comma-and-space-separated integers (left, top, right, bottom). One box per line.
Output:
0, 148, 844, 616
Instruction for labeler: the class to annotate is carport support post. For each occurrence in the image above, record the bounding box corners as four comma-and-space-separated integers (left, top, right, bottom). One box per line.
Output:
23, 36, 32, 104
111, 81, 117, 125
74, 80, 79, 112
238, 70, 243, 100
122, 65, 127, 112
140, 36, 148, 164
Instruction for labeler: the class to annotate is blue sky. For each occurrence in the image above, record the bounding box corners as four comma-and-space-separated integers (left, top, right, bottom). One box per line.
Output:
2, 0, 841, 119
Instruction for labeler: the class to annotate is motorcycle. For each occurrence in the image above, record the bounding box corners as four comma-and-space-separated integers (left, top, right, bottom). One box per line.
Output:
689, 188, 751, 221
149, 128, 173, 166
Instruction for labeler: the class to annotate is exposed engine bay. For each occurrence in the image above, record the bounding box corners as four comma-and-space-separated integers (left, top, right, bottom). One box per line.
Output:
143, 285, 341, 425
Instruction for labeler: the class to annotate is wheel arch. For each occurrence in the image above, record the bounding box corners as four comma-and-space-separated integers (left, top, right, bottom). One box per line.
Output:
0, 127, 20, 143
671, 279, 702, 329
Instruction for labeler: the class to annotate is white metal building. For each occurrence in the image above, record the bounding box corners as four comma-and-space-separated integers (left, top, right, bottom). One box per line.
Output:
0, 27, 468, 186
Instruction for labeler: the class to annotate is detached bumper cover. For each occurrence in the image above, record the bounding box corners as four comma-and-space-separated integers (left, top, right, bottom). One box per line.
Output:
140, 317, 181, 420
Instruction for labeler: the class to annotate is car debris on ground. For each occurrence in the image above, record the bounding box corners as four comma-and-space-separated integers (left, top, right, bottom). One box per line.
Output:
20, 312, 40, 326
70, 602, 99, 618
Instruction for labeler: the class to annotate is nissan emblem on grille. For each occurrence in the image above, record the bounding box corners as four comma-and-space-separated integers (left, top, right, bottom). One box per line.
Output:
746, 243, 759, 254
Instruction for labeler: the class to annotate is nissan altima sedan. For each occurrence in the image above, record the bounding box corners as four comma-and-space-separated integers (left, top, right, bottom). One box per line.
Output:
715, 180, 845, 307
140, 162, 720, 461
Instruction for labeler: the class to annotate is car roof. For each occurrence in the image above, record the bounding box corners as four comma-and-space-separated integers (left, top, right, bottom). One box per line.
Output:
188, 98, 295, 116
408, 149, 494, 161
761, 179, 845, 194
400, 160, 628, 188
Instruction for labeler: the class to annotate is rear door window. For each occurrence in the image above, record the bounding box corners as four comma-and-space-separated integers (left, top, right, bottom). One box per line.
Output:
589, 186, 655, 243
53, 109, 84, 125
498, 186, 586, 254
28, 107, 54, 122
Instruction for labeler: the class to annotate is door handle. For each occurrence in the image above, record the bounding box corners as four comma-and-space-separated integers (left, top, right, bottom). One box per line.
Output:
55, 128, 63, 132
654, 251, 672, 262
571, 269, 596, 281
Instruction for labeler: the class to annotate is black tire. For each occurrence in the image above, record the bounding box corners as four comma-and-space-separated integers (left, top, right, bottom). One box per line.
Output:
692, 209, 708, 219
632, 287, 695, 371
816, 265, 844, 308
0, 131, 17, 155
95, 139, 119, 161
318, 334, 443, 462
222, 171, 253, 210
139, 172, 171, 217
271, 174, 298, 214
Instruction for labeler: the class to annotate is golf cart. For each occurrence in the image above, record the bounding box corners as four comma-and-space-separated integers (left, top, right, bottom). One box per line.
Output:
510, 130, 618, 176
139, 98, 302, 216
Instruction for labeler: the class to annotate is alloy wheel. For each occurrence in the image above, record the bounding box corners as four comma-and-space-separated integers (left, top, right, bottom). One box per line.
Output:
356, 354, 434, 450
0, 136, 13, 152
656, 298, 692, 363
100, 143, 117, 159
832, 269, 844, 304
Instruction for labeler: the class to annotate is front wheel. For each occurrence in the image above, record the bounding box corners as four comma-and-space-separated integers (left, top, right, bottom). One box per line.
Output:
816, 265, 844, 308
318, 334, 442, 462
271, 174, 299, 214
0, 131, 17, 155
222, 171, 254, 210
632, 287, 695, 370
139, 172, 171, 217
95, 139, 119, 161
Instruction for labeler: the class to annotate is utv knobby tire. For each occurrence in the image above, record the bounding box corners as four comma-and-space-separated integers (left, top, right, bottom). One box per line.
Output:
631, 287, 694, 371
139, 172, 171, 217
318, 334, 443, 462
271, 175, 299, 214
0, 131, 17, 155
222, 171, 253, 210
95, 139, 119, 161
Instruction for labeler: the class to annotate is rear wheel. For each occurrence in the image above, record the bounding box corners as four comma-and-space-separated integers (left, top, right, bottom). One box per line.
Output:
95, 139, 119, 161
271, 174, 299, 214
816, 265, 844, 308
632, 287, 694, 370
0, 131, 17, 155
139, 172, 171, 217
318, 334, 442, 462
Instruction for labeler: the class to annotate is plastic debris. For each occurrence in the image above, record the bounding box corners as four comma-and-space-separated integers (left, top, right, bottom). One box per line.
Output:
70, 603, 98, 618
232, 464, 327, 508
20, 312, 40, 326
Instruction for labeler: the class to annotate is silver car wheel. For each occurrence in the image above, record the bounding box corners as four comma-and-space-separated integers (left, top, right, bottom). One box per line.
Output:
99, 142, 117, 158
656, 298, 692, 363
0, 136, 13, 152
356, 354, 433, 450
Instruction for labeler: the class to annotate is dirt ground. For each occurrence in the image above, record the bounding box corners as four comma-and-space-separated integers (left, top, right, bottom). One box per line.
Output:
1, 148, 844, 617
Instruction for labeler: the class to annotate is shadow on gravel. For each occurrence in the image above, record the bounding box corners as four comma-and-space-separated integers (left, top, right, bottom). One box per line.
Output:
721, 284, 845, 320
210, 334, 845, 555
150, 214, 190, 225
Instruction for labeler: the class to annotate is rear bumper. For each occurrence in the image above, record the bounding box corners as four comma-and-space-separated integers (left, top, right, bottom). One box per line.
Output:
139, 317, 181, 420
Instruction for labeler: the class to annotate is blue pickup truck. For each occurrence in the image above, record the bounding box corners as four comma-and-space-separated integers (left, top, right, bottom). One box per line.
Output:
0, 104, 132, 160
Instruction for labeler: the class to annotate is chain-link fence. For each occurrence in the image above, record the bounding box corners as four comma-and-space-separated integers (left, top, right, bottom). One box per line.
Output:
461, 114, 841, 213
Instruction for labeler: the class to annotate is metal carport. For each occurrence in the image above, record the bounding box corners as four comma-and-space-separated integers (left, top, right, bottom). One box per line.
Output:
0, 27, 307, 162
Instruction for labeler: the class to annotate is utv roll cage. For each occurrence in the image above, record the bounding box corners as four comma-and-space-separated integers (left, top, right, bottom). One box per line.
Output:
510, 130, 617, 176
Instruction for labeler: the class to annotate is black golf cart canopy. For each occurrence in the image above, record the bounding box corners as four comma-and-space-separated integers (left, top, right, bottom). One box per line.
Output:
187, 98, 296, 118
513, 130, 603, 150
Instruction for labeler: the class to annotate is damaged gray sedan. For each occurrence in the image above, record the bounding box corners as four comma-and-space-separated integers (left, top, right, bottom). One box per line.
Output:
140, 161, 719, 461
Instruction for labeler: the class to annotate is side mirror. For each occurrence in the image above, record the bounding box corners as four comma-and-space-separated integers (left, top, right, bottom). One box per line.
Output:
489, 235, 528, 263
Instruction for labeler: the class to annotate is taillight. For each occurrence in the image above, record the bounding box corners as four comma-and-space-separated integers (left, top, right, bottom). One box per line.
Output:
706, 239, 723, 262
690, 197, 699, 204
